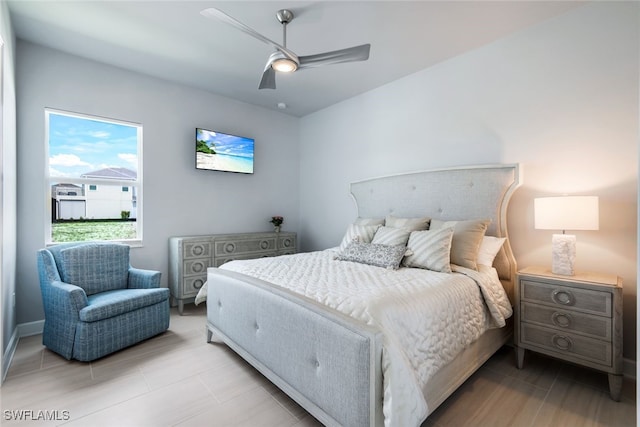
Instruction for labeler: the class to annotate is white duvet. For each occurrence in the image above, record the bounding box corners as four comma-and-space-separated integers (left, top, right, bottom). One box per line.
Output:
199, 249, 512, 426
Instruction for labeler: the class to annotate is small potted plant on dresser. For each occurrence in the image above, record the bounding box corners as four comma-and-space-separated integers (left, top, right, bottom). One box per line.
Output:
270, 215, 283, 232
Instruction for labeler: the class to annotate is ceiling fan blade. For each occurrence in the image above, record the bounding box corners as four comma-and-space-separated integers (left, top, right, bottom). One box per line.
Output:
200, 8, 298, 60
259, 66, 276, 90
298, 44, 371, 69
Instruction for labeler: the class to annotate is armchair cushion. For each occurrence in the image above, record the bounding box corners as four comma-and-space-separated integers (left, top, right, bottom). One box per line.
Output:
80, 288, 170, 322
59, 243, 130, 295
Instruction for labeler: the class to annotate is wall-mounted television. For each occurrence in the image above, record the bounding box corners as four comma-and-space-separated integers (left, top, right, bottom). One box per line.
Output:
196, 128, 254, 174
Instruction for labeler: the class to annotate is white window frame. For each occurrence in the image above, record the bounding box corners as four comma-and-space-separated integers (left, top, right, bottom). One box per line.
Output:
44, 109, 143, 246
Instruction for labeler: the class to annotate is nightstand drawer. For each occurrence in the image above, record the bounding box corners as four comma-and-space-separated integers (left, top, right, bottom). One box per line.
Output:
182, 275, 206, 297
521, 323, 611, 366
521, 302, 611, 340
521, 279, 611, 316
215, 237, 277, 256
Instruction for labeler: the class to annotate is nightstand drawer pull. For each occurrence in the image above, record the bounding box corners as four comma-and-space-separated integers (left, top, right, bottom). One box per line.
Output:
551, 334, 573, 351
551, 312, 572, 328
551, 289, 575, 306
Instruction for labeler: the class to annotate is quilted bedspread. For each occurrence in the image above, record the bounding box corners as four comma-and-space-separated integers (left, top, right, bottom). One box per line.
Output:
209, 249, 512, 426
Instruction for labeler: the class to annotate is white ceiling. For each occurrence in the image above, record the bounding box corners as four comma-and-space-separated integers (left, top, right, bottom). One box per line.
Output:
8, 1, 583, 117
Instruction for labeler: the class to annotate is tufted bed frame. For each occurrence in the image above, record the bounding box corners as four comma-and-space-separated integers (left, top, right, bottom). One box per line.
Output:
206, 164, 521, 426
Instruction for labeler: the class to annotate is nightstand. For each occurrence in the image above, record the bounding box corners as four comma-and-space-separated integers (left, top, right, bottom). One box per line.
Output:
515, 266, 623, 401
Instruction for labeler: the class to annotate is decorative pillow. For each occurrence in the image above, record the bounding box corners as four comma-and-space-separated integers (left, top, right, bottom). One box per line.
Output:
338, 224, 381, 251
337, 241, 406, 270
402, 228, 454, 273
477, 236, 506, 267
371, 226, 411, 246
385, 215, 431, 231
353, 217, 385, 226
430, 219, 490, 270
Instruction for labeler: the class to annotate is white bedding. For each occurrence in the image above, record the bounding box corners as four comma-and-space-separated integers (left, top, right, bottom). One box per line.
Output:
198, 249, 512, 426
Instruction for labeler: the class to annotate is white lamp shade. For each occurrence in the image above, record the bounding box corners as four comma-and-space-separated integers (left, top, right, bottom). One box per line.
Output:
534, 196, 599, 231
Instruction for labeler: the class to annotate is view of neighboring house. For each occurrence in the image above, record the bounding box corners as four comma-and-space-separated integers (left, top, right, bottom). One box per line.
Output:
51, 183, 85, 220
52, 167, 137, 220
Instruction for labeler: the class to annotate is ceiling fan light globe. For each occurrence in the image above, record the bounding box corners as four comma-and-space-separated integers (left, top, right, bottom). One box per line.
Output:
272, 58, 298, 73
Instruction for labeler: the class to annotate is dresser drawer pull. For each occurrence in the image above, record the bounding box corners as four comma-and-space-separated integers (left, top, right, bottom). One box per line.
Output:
190, 261, 206, 273
551, 334, 573, 351
551, 289, 575, 306
551, 312, 572, 328
193, 278, 204, 289
224, 242, 236, 254
190, 245, 205, 257
260, 240, 269, 250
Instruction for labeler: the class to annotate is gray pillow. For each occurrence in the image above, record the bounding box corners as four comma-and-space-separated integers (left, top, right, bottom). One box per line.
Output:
337, 241, 406, 270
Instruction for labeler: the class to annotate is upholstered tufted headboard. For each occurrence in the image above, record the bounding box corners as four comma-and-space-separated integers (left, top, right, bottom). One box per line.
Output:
350, 164, 521, 303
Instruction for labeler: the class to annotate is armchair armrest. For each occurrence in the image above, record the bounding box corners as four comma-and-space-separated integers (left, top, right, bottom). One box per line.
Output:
128, 267, 161, 289
44, 281, 89, 317
38, 249, 88, 318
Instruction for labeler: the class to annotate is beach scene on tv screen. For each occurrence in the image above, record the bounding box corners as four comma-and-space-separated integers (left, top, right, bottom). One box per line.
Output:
196, 128, 254, 174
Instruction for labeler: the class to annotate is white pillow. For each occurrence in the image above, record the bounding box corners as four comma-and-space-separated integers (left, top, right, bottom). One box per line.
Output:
477, 236, 506, 267
385, 215, 430, 231
402, 227, 454, 273
339, 224, 381, 251
371, 226, 411, 246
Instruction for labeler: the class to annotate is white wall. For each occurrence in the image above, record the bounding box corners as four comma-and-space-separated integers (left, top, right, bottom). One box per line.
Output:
299, 2, 638, 359
1, 0, 18, 381
15, 41, 300, 325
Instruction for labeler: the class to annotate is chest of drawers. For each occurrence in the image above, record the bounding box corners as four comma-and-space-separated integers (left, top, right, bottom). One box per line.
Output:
515, 266, 623, 400
169, 232, 296, 314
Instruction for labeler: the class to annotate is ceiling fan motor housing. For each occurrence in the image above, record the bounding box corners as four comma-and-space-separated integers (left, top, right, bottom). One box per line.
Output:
276, 9, 294, 25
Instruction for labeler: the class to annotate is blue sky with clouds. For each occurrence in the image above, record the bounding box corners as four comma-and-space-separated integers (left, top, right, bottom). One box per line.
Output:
48, 112, 138, 178
196, 128, 254, 159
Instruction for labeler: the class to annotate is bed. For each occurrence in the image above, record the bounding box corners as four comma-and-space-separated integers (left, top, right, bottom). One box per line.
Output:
202, 164, 521, 427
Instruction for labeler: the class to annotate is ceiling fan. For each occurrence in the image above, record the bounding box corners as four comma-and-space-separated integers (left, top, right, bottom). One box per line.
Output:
200, 7, 371, 90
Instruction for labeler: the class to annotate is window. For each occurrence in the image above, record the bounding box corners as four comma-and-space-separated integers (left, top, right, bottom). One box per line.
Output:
45, 109, 143, 244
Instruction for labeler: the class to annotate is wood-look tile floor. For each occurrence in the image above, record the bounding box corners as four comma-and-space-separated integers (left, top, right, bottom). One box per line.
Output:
2, 304, 636, 426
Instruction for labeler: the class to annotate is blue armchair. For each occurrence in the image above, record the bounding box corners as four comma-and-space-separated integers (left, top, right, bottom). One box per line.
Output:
37, 242, 170, 361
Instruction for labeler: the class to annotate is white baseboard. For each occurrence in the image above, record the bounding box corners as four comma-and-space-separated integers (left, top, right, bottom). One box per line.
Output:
1, 328, 19, 384
2, 321, 44, 384
17, 320, 44, 337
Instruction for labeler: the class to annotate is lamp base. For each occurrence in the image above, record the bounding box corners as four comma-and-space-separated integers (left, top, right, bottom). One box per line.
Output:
551, 234, 576, 276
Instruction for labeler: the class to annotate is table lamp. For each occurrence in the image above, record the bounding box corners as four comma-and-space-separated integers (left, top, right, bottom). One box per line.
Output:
534, 196, 599, 276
